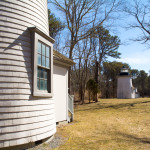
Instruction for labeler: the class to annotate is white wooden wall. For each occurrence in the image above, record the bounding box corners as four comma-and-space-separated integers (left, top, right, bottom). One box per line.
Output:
0, 0, 56, 149
53, 64, 68, 122
117, 76, 135, 99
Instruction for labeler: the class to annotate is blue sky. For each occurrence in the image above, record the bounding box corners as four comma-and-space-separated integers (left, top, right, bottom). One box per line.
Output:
110, 26, 150, 74
48, 1, 150, 74
110, 9, 150, 74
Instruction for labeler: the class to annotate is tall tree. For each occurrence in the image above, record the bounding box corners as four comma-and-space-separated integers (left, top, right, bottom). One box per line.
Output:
71, 38, 93, 103
91, 26, 121, 101
133, 70, 148, 97
48, 0, 122, 94
86, 79, 98, 103
49, 0, 122, 59
147, 75, 150, 96
130, 69, 139, 79
48, 9, 65, 38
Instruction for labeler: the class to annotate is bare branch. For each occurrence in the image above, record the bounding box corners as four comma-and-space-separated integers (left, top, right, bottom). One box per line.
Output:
124, 0, 150, 44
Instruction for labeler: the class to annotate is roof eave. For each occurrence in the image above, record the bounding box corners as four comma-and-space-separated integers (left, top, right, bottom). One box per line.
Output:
28, 27, 55, 43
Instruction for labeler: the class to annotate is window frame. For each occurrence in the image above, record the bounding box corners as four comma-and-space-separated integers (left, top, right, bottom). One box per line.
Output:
31, 30, 54, 97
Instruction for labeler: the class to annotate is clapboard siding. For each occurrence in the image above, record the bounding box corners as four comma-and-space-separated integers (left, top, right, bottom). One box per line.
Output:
0, 95, 30, 100
0, 42, 31, 51
0, 20, 32, 31
0, 89, 31, 94
0, 71, 32, 78
0, 37, 31, 47
0, 0, 56, 149
0, 113, 55, 126
0, 5, 48, 29
0, 11, 48, 35
0, 0, 48, 35
1, 129, 56, 148
0, 55, 31, 63
0, 2, 48, 25
0, 109, 54, 120
0, 83, 31, 89
0, 48, 30, 56
0, 60, 31, 67
0, 104, 54, 113
0, 124, 55, 141
0, 99, 54, 106
1, 119, 55, 134
0, 26, 30, 37
0, 65, 32, 73
0, 32, 31, 42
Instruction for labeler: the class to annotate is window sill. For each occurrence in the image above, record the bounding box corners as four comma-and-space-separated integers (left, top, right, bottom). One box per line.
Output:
33, 91, 53, 98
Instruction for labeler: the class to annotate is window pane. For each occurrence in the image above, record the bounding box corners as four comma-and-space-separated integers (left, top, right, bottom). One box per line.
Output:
37, 79, 40, 90
46, 58, 49, 68
45, 70, 47, 79
42, 56, 45, 67
37, 68, 40, 78
40, 79, 44, 90
46, 46, 49, 57
38, 54, 41, 65
44, 80, 47, 91
41, 68, 44, 78
38, 42, 41, 54
36, 42, 51, 93
42, 44, 46, 56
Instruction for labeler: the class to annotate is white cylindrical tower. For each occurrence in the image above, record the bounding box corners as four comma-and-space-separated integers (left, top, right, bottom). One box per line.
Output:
117, 66, 135, 99
0, 0, 56, 149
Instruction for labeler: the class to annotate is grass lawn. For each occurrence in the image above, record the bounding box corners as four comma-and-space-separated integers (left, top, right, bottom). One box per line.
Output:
54, 98, 150, 150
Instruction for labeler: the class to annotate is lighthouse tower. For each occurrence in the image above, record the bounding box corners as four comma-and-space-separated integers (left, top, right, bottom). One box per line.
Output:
117, 66, 136, 99
0, 1, 56, 149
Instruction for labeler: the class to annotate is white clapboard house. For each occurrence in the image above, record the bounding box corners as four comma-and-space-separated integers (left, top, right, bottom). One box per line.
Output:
0, 0, 74, 149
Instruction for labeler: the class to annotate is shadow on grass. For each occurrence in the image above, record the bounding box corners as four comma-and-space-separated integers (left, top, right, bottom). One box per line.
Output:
77, 101, 150, 112
116, 132, 150, 144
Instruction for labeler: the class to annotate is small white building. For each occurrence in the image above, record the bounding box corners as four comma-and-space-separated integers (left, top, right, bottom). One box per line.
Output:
53, 50, 74, 123
117, 67, 137, 99
0, 1, 74, 150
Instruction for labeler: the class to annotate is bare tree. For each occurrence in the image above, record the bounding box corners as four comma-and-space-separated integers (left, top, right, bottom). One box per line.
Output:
48, 0, 122, 94
72, 38, 92, 103
124, 0, 150, 44
49, 0, 122, 59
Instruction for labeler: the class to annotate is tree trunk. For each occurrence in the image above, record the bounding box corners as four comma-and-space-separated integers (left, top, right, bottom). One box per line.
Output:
89, 91, 91, 103
68, 36, 74, 94
68, 68, 71, 94
94, 61, 99, 102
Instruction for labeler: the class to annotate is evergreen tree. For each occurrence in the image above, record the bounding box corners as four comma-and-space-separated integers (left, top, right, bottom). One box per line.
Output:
48, 9, 65, 38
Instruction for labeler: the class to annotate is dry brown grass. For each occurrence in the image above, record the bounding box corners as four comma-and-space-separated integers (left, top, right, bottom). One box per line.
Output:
51, 98, 150, 150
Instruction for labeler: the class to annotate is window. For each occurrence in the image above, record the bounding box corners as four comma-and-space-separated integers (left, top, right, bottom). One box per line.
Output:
29, 27, 54, 97
37, 41, 51, 92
